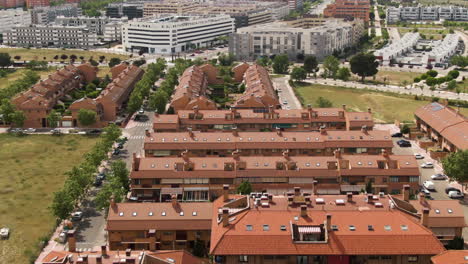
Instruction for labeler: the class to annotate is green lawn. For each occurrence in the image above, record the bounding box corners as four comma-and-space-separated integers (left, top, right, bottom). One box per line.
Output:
364, 70, 421, 86
398, 27, 449, 40
0, 48, 129, 62
0, 135, 99, 264
0, 68, 57, 91
294, 84, 468, 123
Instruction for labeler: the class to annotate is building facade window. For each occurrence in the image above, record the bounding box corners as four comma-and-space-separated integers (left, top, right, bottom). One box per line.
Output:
239, 255, 248, 262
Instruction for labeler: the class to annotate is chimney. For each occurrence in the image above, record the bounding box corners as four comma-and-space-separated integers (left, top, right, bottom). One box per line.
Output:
282, 150, 290, 160
342, 104, 346, 110
268, 194, 273, 203
132, 153, 140, 171
287, 196, 294, 205
326, 214, 332, 232
347, 192, 353, 203
187, 127, 194, 138
276, 127, 282, 136
193, 105, 199, 115
67, 230, 76, 252
181, 150, 189, 161
367, 107, 372, 113
361, 125, 368, 134
232, 149, 240, 160
319, 125, 326, 135
300, 205, 307, 217
304, 195, 311, 205
232, 126, 238, 136
154, 110, 159, 117
223, 184, 230, 202
333, 149, 341, 159
110, 195, 116, 209
294, 187, 301, 196
367, 194, 373, 204
222, 208, 229, 227
145, 129, 150, 137
419, 192, 426, 206
313, 180, 318, 195
101, 244, 107, 257
268, 105, 274, 114
125, 248, 131, 257
421, 208, 430, 227
148, 229, 156, 251
307, 104, 312, 112
403, 185, 410, 202
171, 194, 178, 207
381, 149, 389, 158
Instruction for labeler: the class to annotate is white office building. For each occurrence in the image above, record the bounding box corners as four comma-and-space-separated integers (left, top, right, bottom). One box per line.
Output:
386, 7, 401, 24
0, 9, 31, 35
387, 6, 468, 23
31, 4, 81, 24
122, 14, 234, 54
55, 16, 128, 36
104, 21, 125, 42
230, 18, 365, 60
4, 24, 97, 49
374, 33, 420, 65
423, 34, 460, 66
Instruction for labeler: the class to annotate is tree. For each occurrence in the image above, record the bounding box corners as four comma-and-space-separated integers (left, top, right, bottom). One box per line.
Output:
237, 181, 252, 195
51, 190, 74, 220
323, 55, 340, 79
350, 53, 379, 82
79, 56, 85, 60
0, 53, 12, 68
108, 57, 121, 68
290, 67, 307, 83
442, 150, 468, 184
127, 91, 143, 114
365, 180, 373, 194
103, 124, 122, 144
256, 56, 271, 67
426, 76, 437, 87
148, 90, 168, 114
401, 124, 410, 134
47, 110, 60, 128
0, 99, 16, 124
315, 97, 332, 108
110, 160, 129, 192
450, 55, 468, 68
133, 59, 146, 67
26, 60, 48, 70
272, 54, 289, 74
60, 54, 68, 61
447, 80, 457, 90
426, 70, 438, 78
303, 55, 318, 76
217, 53, 235, 66
77, 109, 97, 126
85, 83, 97, 93
89, 59, 99, 66
70, 54, 77, 61
336, 67, 351, 81
9, 110, 26, 127
192, 239, 207, 257
13, 55, 21, 60
447, 236, 464, 250
448, 70, 460, 79
53, 55, 59, 60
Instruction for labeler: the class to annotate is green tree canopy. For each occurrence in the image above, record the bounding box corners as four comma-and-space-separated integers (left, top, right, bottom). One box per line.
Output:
0, 53, 12, 68
78, 109, 97, 126
350, 53, 379, 82
290, 67, 307, 83
9, 110, 26, 127
315, 96, 333, 108
47, 110, 61, 128
337, 67, 351, 81
108, 57, 122, 68
442, 150, 468, 184
0, 99, 16, 123
272, 54, 289, 74
323, 55, 340, 79
51, 190, 74, 220
450, 55, 468, 68
237, 181, 252, 195
303, 55, 318, 75
148, 90, 168, 114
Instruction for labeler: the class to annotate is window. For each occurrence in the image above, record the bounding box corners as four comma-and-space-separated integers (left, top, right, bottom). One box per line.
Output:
297, 256, 308, 264
239, 255, 248, 262
409, 176, 419, 182
246, 225, 253, 231
408, 256, 418, 262
263, 225, 270, 231
384, 225, 391, 231
389, 176, 399, 183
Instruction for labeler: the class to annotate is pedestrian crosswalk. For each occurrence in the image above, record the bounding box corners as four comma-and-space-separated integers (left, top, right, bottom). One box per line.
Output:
65, 246, 92, 252
135, 123, 152, 127
130, 135, 145, 140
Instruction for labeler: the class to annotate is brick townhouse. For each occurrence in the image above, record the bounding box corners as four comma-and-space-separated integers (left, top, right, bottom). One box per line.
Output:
153, 105, 374, 132
106, 197, 211, 251
69, 63, 144, 127
129, 150, 420, 201
414, 102, 468, 152
210, 190, 445, 264
12, 63, 97, 128
324, 0, 371, 22
142, 127, 393, 157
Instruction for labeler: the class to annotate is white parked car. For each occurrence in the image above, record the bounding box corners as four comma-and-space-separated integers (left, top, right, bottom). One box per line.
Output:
0, 227, 10, 239
26, 128, 36, 133
448, 190, 464, 199
423, 181, 436, 191
71, 211, 83, 221
431, 173, 447, 180
414, 154, 424, 159
421, 162, 434, 168
282, 100, 288, 105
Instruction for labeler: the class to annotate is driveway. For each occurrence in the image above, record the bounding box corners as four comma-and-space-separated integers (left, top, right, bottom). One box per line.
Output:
271, 76, 302, 109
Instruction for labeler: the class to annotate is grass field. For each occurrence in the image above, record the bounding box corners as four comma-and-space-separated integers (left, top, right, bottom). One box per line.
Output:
0, 68, 57, 90
294, 84, 468, 123
398, 28, 449, 40
0, 48, 129, 62
97, 66, 112, 78
0, 135, 99, 264
367, 70, 421, 86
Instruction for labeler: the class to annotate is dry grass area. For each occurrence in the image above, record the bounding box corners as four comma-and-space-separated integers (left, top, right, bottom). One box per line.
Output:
97, 66, 112, 78
0, 68, 57, 90
0, 48, 129, 62
0, 135, 99, 264
373, 70, 422, 86
418, 0, 468, 7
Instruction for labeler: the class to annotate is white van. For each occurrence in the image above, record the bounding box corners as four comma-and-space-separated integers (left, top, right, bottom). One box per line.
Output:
423, 181, 436, 191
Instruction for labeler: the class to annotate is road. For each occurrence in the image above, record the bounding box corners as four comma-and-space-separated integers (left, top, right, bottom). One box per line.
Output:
373, 6, 382, 37
308, 0, 332, 15
272, 76, 302, 109
388, 27, 401, 41
304, 77, 468, 101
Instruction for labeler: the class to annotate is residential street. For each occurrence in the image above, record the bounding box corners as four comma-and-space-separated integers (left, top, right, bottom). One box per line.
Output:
272, 76, 302, 109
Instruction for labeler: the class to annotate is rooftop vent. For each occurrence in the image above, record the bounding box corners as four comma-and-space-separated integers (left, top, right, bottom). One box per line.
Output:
280, 225, 287, 231
368, 225, 374, 231
448, 209, 453, 214
180, 211, 184, 216
435, 209, 440, 214
161, 211, 166, 216
384, 225, 391, 231
246, 225, 252, 231
401, 225, 408, 231
119, 212, 124, 217
349, 225, 356, 231
148, 212, 153, 216
192, 211, 197, 216
263, 225, 270, 231
336, 199, 345, 205
316, 198, 325, 204
374, 202, 383, 208
331, 225, 339, 231
132, 212, 137, 216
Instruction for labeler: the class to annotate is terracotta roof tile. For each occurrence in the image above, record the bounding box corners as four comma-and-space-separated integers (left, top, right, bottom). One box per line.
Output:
431, 250, 468, 264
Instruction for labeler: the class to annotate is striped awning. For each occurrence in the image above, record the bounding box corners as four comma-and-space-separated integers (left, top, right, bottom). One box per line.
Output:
298, 226, 321, 234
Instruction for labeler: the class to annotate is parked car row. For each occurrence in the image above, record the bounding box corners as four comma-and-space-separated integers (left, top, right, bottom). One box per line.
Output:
397, 139, 411, 147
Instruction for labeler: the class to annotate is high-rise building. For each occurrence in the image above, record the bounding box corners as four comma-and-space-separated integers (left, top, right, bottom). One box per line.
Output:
323, 0, 370, 22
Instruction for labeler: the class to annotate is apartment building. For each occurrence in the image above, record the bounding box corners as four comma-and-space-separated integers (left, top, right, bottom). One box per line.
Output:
230, 18, 364, 60
69, 63, 144, 127
387, 6, 468, 23
122, 14, 234, 54
0, 9, 31, 35
233, 64, 280, 109
55, 16, 128, 36
26, 0, 49, 8
169, 65, 217, 113
129, 149, 420, 201
423, 34, 460, 66
143, 128, 393, 158
391, 192, 465, 244
106, 2, 144, 20
0, 0, 25, 8
143, 1, 199, 16
210, 192, 445, 263
374, 32, 420, 65
12, 64, 97, 128
323, 0, 370, 22
4, 24, 98, 49
288, 0, 303, 11
153, 106, 375, 132
103, 20, 125, 42
414, 102, 467, 152
107, 198, 212, 251
31, 4, 81, 24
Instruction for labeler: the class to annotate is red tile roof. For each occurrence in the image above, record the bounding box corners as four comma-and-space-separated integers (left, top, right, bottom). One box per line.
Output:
431, 250, 468, 264
144, 250, 206, 264
210, 195, 445, 256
